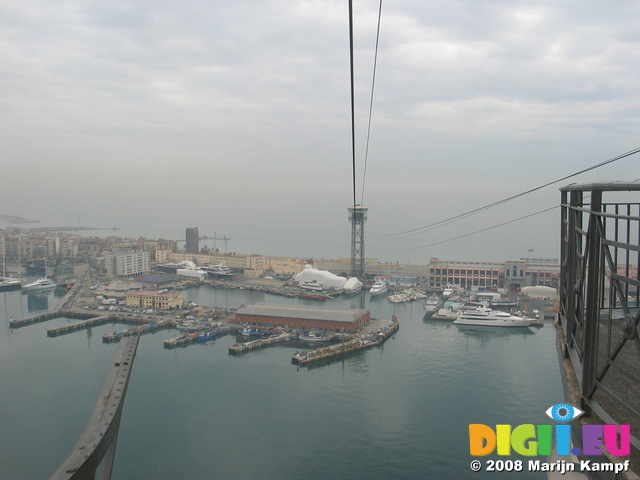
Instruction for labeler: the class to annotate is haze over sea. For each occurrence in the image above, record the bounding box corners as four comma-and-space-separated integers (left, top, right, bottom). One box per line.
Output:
1, 285, 562, 479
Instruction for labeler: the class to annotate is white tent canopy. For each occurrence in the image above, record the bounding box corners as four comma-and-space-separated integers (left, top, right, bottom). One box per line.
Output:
294, 265, 358, 290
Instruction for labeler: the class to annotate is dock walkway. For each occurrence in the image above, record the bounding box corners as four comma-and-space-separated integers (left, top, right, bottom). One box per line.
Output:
292, 318, 399, 366
229, 332, 293, 354
103, 320, 176, 342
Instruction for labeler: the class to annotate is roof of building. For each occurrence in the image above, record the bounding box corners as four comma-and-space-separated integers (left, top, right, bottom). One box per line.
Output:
139, 274, 177, 284
126, 290, 181, 298
236, 303, 369, 323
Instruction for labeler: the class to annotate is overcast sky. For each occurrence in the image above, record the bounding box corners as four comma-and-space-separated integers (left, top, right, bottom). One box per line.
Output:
1, 0, 639, 263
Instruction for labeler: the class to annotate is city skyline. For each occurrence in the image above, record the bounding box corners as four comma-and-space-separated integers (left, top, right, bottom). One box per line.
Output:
1, 1, 639, 263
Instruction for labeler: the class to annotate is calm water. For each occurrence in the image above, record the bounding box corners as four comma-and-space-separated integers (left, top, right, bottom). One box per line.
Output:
0, 286, 563, 479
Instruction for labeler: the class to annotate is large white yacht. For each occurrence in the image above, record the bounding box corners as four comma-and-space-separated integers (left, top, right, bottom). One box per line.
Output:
22, 277, 57, 292
423, 294, 441, 314
369, 281, 388, 297
300, 280, 325, 291
453, 305, 533, 327
203, 262, 234, 278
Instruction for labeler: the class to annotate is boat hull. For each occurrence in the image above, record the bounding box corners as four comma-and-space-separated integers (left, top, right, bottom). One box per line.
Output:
0, 281, 21, 292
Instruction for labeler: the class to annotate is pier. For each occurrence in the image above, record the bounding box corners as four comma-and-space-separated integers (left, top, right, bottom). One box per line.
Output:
164, 334, 198, 348
10, 311, 100, 329
229, 332, 293, 354
292, 317, 399, 366
47, 315, 114, 336
103, 320, 175, 343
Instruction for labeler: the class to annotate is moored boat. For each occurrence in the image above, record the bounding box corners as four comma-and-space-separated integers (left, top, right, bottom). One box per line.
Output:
22, 277, 57, 292
298, 331, 332, 342
369, 281, 387, 297
424, 294, 441, 314
196, 330, 216, 343
453, 305, 533, 327
239, 327, 266, 337
300, 280, 325, 292
0, 278, 21, 292
203, 262, 234, 278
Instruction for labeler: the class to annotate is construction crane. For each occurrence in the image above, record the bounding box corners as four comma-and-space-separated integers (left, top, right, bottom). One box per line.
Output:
202, 232, 231, 254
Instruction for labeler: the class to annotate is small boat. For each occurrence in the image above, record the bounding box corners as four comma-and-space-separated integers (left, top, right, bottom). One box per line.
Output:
0, 277, 21, 292
239, 327, 266, 336
453, 305, 533, 327
442, 284, 454, 298
298, 332, 331, 342
22, 277, 57, 292
196, 330, 218, 343
369, 281, 388, 297
431, 307, 459, 320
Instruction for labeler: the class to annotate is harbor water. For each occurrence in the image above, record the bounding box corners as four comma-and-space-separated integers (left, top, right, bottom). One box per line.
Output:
0, 286, 563, 479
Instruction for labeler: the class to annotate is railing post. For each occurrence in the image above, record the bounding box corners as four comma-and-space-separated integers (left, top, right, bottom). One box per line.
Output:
582, 188, 602, 406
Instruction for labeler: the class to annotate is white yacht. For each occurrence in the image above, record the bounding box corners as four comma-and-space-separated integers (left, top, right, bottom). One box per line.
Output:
300, 280, 325, 292
453, 305, 533, 327
22, 277, 57, 292
369, 281, 387, 297
0, 277, 21, 292
203, 262, 234, 278
424, 294, 441, 314
442, 284, 454, 298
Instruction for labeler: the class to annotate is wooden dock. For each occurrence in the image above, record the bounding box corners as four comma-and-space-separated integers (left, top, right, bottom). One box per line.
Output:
229, 332, 293, 354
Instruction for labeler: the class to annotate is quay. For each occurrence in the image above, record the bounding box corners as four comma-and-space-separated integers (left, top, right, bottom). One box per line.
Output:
47, 315, 115, 337
292, 317, 399, 366
10, 311, 101, 329
229, 332, 293, 354
164, 334, 198, 348
103, 320, 176, 343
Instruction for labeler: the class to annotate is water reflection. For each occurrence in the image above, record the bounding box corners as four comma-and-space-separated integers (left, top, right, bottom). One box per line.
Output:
455, 324, 536, 347
26, 292, 49, 311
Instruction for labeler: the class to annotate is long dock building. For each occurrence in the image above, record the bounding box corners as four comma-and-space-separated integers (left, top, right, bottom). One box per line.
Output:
234, 303, 370, 334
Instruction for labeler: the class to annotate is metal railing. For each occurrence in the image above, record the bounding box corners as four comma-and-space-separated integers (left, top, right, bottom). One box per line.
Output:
559, 181, 640, 455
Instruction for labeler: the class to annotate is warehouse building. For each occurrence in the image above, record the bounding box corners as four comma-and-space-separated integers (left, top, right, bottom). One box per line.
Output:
234, 303, 370, 333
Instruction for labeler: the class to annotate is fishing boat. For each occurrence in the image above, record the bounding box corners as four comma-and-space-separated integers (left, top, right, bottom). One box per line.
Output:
196, 330, 218, 343
298, 331, 332, 342
239, 327, 266, 336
